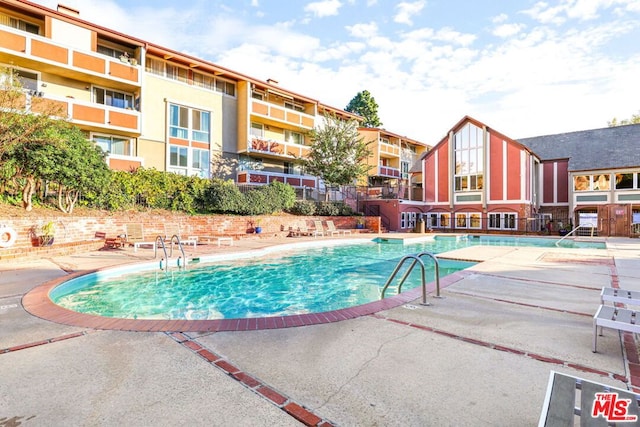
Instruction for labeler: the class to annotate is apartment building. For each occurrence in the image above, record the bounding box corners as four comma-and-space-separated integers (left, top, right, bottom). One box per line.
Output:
0, 0, 366, 192
356, 128, 431, 231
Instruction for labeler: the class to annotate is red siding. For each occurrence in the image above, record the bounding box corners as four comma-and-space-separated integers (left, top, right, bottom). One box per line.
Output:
543, 162, 555, 204
437, 141, 449, 203
556, 160, 569, 203
425, 152, 436, 202
506, 143, 521, 200
489, 134, 503, 200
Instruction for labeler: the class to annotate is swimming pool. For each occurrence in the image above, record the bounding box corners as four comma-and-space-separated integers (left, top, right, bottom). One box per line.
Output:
49, 235, 605, 321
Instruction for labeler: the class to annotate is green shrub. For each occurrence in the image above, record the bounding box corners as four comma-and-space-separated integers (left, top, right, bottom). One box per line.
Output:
287, 200, 316, 216
202, 178, 244, 213
315, 202, 339, 216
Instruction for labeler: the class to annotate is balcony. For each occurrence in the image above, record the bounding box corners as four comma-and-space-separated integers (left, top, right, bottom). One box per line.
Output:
237, 170, 318, 188
377, 165, 401, 178
247, 136, 310, 159
379, 141, 400, 156
0, 26, 140, 89
251, 99, 315, 129
22, 93, 140, 134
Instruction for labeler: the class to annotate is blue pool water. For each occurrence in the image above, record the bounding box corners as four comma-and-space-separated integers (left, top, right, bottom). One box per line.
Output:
51, 235, 604, 320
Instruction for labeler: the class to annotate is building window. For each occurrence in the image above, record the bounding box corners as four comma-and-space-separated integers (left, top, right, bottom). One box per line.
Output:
252, 90, 264, 100
93, 87, 134, 109
428, 213, 450, 228
166, 65, 188, 83
455, 212, 482, 229
216, 80, 236, 97
0, 14, 39, 34
454, 123, 484, 192
615, 173, 635, 189
192, 148, 210, 177
285, 130, 303, 145
401, 212, 416, 229
170, 145, 188, 168
239, 156, 263, 171
284, 101, 304, 112
97, 45, 130, 59
574, 174, 611, 191
93, 135, 133, 156
284, 162, 294, 175
488, 213, 517, 230
401, 161, 409, 179
169, 104, 190, 139
192, 72, 216, 90
13, 69, 38, 92
192, 110, 210, 142
145, 57, 164, 75
250, 123, 264, 138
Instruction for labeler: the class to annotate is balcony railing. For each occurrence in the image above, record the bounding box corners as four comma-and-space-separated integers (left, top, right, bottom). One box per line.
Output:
377, 165, 401, 178
359, 184, 423, 201
237, 170, 318, 188
13, 92, 141, 133
379, 142, 400, 156
248, 136, 310, 159
0, 26, 141, 87
251, 100, 315, 129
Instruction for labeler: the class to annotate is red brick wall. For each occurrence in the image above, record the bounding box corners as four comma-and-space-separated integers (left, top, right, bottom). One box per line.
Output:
0, 212, 377, 251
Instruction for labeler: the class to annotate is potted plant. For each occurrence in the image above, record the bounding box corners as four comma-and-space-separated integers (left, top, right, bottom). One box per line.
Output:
30, 221, 55, 246
254, 219, 262, 234
356, 218, 365, 229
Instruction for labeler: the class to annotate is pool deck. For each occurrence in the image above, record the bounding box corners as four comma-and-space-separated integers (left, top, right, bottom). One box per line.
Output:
2, 233, 640, 426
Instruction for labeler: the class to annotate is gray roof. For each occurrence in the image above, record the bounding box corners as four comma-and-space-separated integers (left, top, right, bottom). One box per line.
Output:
517, 123, 640, 172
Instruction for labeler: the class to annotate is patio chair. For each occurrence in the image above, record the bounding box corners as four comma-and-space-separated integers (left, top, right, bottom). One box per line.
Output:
326, 220, 352, 236
163, 223, 197, 247
125, 223, 157, 252
313, 220, 327, 237
538, 370, 640, 426
298, 222, 322, 237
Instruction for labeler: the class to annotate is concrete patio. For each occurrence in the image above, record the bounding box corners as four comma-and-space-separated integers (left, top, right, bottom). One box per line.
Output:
1, 235, 640, 426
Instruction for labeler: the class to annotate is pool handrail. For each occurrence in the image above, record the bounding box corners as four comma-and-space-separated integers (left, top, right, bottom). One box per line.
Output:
555, 224, 595, 247
169, 234, 186, 268
380, 251, 440, 305
154, 235, 168, 269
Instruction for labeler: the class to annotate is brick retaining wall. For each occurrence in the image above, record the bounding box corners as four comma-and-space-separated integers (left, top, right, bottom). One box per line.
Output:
0, 213, 380, 261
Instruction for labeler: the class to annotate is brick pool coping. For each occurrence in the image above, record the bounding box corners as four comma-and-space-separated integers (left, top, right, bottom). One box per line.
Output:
22, 267, 468, 332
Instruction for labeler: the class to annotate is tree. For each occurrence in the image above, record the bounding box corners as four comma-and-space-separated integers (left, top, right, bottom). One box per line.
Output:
44, 125, 111, 213
608, 111, 640, 127
345, 90, 382, 128
0, 67, 66, 159
303, 113, 372, 199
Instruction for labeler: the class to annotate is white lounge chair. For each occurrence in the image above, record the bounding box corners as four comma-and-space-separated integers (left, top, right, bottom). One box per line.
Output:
593, 304, 640, 352
538, 371, 640, 426
313, 221, 326, 237
164, 223, 197, 247
125, 223, 157, 252
326, 220, 351, 236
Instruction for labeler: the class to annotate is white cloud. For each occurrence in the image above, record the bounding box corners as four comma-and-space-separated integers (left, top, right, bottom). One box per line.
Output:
394, 1, 426, 26
492, 13, 509, 24
522, 1, 567, 25
346, 22, 379, 38
492, 23, 525, 38
304, 0, 343, 18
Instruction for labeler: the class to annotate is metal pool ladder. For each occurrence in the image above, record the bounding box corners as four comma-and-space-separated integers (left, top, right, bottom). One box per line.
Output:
380, 252, 440, 305
154, 235, 187, 270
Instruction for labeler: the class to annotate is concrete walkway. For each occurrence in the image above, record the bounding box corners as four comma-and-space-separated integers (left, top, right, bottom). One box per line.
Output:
1, 234, 640, 426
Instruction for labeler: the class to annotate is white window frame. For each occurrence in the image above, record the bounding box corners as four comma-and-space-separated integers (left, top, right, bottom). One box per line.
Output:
285, 129, 304, 145
488, 212, 518, 230
455, 212, 482, 230
93, 134, 134, 156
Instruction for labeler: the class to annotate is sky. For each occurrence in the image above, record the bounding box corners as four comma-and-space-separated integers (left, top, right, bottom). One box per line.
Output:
28, 0, 640, 144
